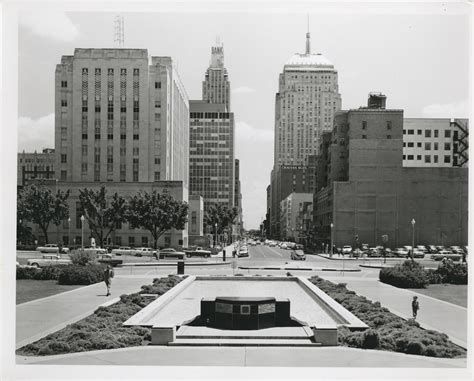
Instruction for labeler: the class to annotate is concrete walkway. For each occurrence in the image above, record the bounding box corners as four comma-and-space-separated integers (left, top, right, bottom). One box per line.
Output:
16, 275, 156, 349
318, 275, 468, 349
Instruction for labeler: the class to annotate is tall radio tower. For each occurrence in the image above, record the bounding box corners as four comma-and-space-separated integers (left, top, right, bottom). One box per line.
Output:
114, 15, 124, 47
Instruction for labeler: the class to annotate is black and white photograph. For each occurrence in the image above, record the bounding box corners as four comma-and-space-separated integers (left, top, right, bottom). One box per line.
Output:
1, 0, 472, 380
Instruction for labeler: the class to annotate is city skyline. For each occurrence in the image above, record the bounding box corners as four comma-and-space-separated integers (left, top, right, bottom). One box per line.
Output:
17, 8, 470, 229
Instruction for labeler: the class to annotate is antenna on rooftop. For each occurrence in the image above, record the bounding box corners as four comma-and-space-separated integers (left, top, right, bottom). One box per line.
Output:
114, 15, 125, 48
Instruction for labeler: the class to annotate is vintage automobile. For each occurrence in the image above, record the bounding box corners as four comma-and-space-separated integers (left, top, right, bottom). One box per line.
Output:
36, 244, 70, 254
27, 254, 71, 268
184, 246, 212, 258
133, 247, 158, 257
158, 248, 186, 260
290, 249, 306, 261
111, 246, 137, 256
97, 253, 123, 267
237, 246, 249, 257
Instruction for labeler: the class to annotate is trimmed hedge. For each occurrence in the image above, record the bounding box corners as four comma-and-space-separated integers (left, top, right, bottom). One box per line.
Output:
309, 276, 465, 358
379, 260, 429, 288
57, 264, 104, 285
17, 275, 183, 356
432, 260, 467, 285
16, 265, 67, 281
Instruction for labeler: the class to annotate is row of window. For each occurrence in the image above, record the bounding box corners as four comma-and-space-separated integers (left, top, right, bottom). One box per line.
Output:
404, 129, 452, 138
190, 112, 231, 119
404, 142, 451, 150
362, 121, 392, 130
80, 134, 140, 140
403, 154, 451, 164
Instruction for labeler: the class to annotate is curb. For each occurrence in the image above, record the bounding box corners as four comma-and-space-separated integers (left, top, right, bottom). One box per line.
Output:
238, 266, 361, 272
120, 261, 232, 267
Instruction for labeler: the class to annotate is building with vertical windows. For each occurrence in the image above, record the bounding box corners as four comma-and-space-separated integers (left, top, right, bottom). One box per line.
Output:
17, 149, 56, 188
313, 93, 468, 248
189, 100, 235, 208
202, 43, 230, 110
55, 48, 189, 186
280, 192, 313, 242
268, 30, 341, 239
402, 118, 468, 168
233, 159, 243, 239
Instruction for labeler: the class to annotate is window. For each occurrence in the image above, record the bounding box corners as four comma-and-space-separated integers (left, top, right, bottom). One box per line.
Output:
417, 130, 422, 135
445, 130, 451, 138
417, 142, 422, 148
387, 121, 392, 130
61, 81, 67, 88
154, 171, 160, 181
453, 157, 458, 166
95, 105, 101, 112
155, 113, 160, 121
133, 147, 139, 156
434, 129, 439, 138
61, 154, 67, 163
444, 155, 451, 163
82, 133, 88, 140
120, 134, 126, 140
362, 121, 367, 130
141, 236, 148, 246
407, 130, 414, 135
425, 155, 431, 163
133, 172, 138, 181
154, 157, 160, 165
403, 142, 406, 147
403, 129, 406, 134
425, 143, 431, 150
453, 131, 458, 140
129, 237, 135, 246
417, 155, 422, 160
362, 135, 367, 139
60, 170, 67, 180
434, 142, 439, 150
387, 135, 392, 139
61, 100, 67, 107
425, 130, 431, 138
155, 82, 161, 89
108, 134, 113, 140
407, 142, 414, 148
407, 155, 414, 160
81, 163, 88, 172
434, 155, 438, 163
133, 134, 139, 140
444, 143, 451, 150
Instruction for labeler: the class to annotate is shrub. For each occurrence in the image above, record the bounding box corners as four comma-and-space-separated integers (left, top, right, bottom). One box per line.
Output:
16, 266, 41, 280
434, 261, 467, 285
379, 260, 429, 288
406, 341, 426, 355
69, 250, 96, 266
361, 329, 380, 349
16, 265, 66, 280
58, 264, 104, 285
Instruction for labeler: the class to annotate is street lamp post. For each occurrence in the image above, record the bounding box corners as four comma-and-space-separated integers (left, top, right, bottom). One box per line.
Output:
330, 223, 334, 258
67, 217, 71, 249
411, 218, 416, 261
214, 223, 218, 248
80, 215, 85, 251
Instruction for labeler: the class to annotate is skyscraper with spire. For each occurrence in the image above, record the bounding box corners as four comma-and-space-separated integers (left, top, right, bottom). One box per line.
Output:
202, 41, 231, 110
268, 27, 342, 239
274, 27, 341, 168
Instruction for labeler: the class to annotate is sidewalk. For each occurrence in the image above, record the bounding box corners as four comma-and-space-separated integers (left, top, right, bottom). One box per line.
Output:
318, 275, 468, 349
16, 275, 156, 349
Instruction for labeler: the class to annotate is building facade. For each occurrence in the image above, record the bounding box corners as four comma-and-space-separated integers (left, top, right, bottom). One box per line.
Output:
55, 48, 189, 186
280, 192, 313, 242
188, 195, 204, 244
313, 93, 468, 248
17, 149, 55, 188
403, 118, 469, 168
202, 43, 231, 110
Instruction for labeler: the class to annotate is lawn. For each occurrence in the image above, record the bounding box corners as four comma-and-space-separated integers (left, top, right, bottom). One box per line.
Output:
408, 284, 468, 308
16, 279, 82, 304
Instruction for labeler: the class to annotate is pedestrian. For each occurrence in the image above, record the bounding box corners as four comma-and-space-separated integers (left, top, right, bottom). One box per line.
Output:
411, 296, 419, 319
103, 264, 114, 296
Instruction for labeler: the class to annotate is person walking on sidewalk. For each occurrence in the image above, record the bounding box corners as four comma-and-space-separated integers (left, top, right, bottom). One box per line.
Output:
411, 296, 420, 319
103, 265, 114, 296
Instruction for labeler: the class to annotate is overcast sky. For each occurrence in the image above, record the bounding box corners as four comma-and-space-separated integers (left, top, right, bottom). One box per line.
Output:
17, 4, 470, 230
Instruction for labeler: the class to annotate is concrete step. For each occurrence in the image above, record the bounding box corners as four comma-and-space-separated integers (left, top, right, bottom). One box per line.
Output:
176, 326, 314, 341
169, 338, 321, 347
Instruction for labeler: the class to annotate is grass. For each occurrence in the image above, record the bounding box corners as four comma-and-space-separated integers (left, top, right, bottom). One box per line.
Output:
308, 275, 466, 358
16, 280, 82, 304
408, 284, 468, 308
16, 275, 183, 356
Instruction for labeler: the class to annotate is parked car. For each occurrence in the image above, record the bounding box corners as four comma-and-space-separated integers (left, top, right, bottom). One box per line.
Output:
342, 245, 352, 255
111, 246, 136, 256
134, 247, 158, 257
393, 248, 409, 257
361, 243, 369, 252
184, 246, 212, 258
416, 245, 428, 253
431, 250, 461, 261
427, 245, 438, 254
82, 247, 108, 255
409, 249, 425, 259
280, 242, 288, 249
290, 249, 306, 260
36, 244, 69, 254
450, 246, 464, 254
158, 248, 186, 260
368, 247, 380, 257
352, 248, 363, 258
295, 244, 304, 251
27, 254, 71, 268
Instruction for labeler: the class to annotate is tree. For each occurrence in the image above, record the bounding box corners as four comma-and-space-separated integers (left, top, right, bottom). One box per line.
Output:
126, 191, 189, 249
204, 204, 238, 245
78, 186, 128, 247
18, 183, 70, 244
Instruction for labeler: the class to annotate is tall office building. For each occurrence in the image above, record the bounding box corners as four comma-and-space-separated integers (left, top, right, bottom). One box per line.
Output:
274, 30, 341, 168
55, 49, 189, 186
202, 43, 231, 110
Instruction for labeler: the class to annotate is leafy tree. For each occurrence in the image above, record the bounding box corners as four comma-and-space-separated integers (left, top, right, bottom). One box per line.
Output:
78, 186, 128, 247
126, 191, 189, 249
204, 204, 238, 245
18, 183, 70, 244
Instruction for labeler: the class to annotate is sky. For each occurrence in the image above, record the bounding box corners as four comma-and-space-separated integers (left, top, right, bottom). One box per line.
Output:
17, 3, 471, 230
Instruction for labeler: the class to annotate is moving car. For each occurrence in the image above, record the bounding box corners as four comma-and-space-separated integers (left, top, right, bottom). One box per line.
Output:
290, 249, 306, 260
158, 248, 186, 260
184, 246, 212, 258
27, 254, 71, 268
36, 244, 69, 254
342, 245, 352, 255
237, 246, 249, 257
134, 247, 158, 257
